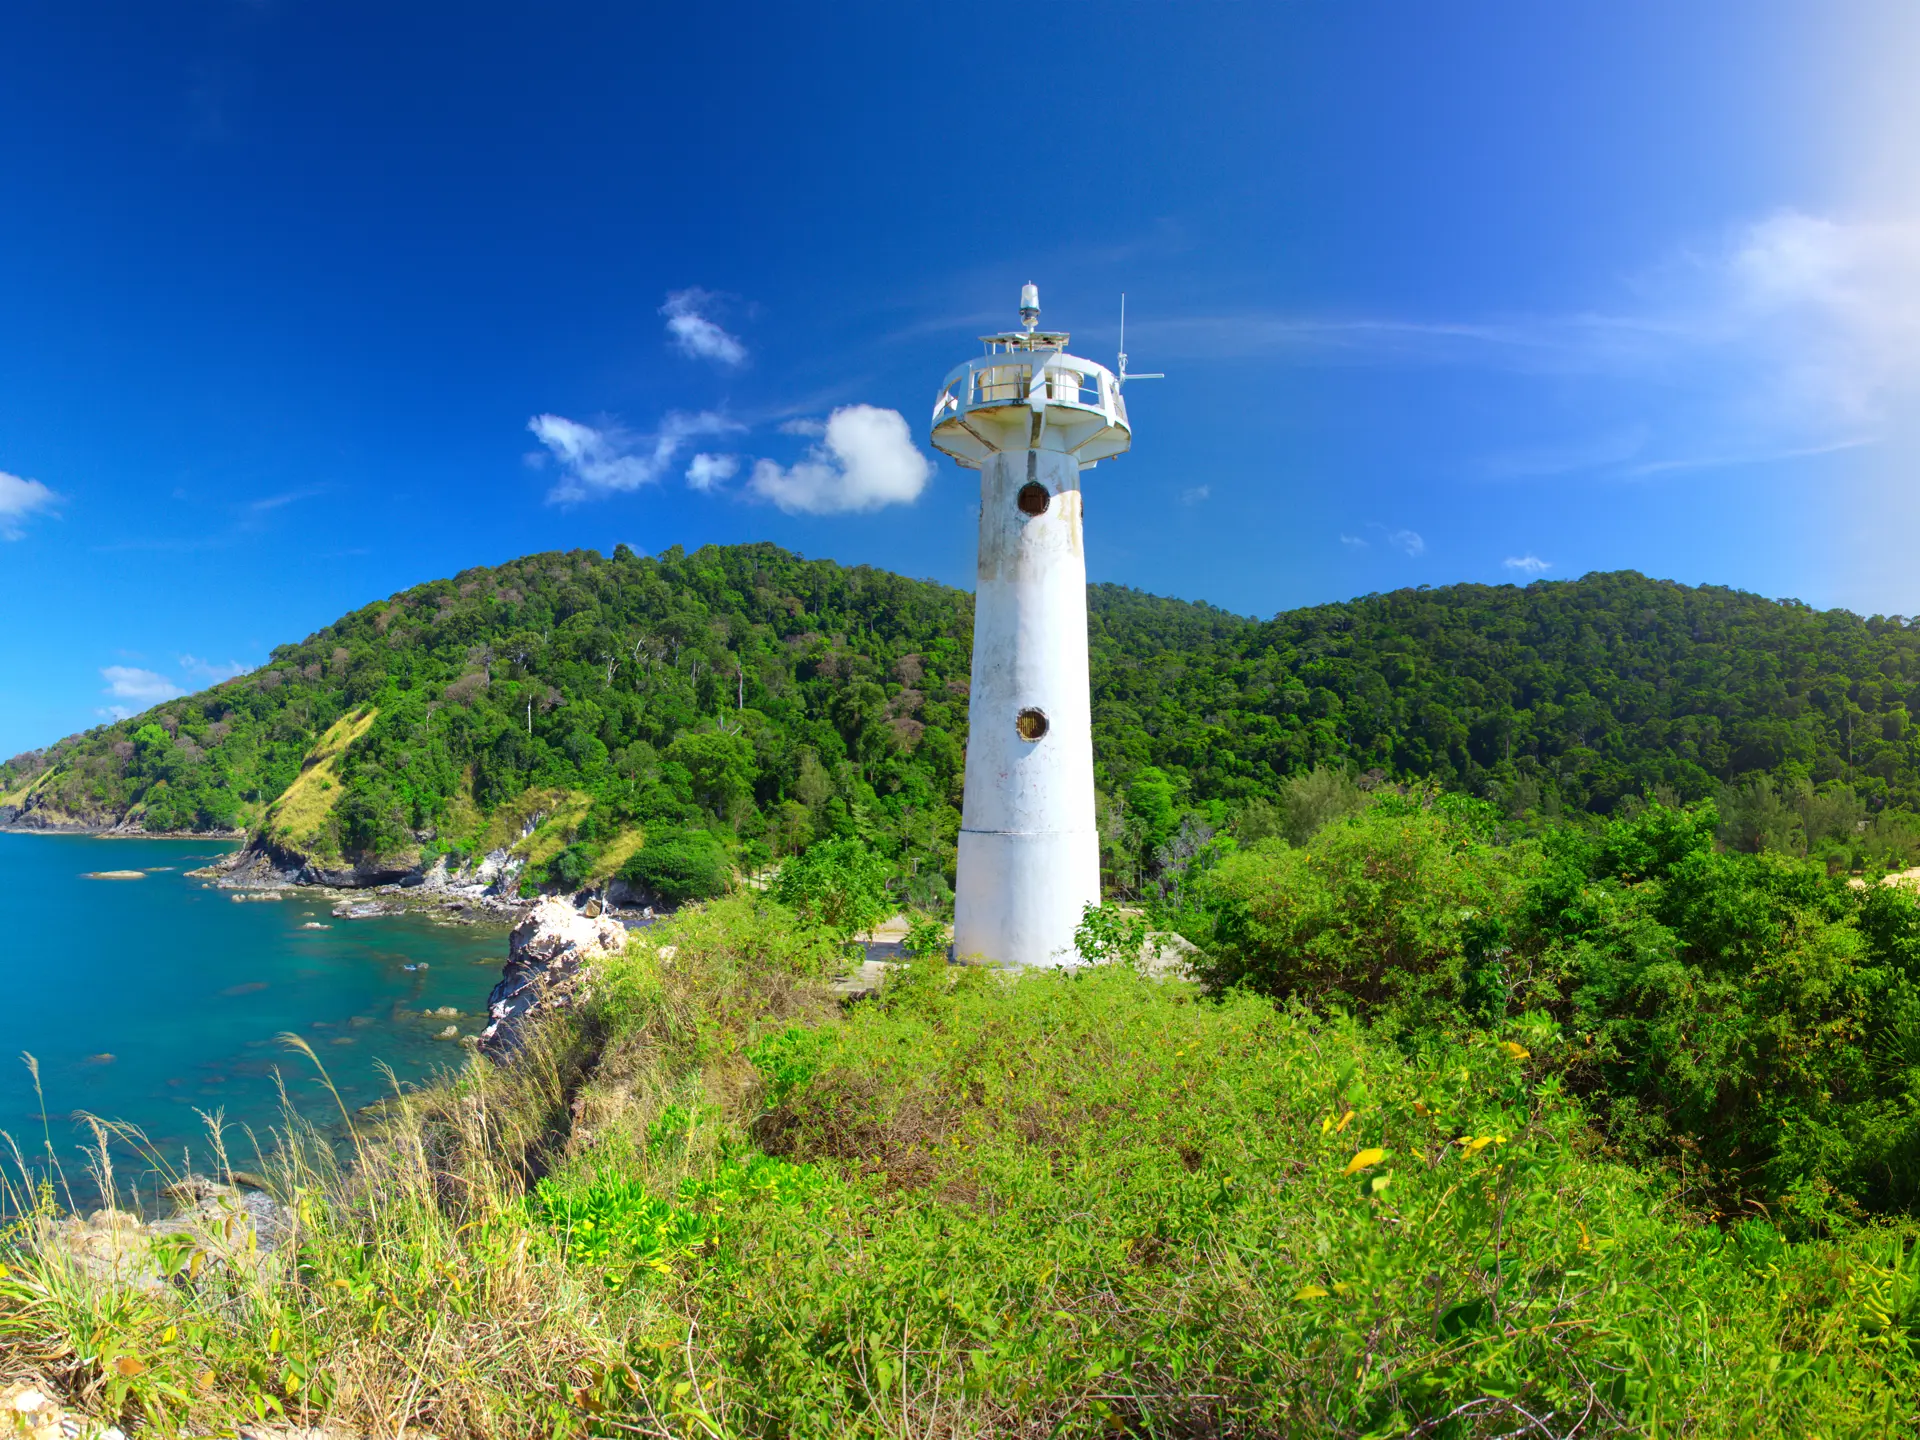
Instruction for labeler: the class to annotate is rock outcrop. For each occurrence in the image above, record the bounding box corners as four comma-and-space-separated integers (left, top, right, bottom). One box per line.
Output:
33, 1177, 291, 1293
478, 898, 627, 1059
0, 790, 98, 831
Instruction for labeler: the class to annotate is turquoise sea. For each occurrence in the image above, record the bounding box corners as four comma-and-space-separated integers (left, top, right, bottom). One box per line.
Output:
0, 832, 508, 1188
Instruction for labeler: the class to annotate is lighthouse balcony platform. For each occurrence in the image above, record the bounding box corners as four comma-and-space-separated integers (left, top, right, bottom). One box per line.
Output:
930, 348, 1132, 469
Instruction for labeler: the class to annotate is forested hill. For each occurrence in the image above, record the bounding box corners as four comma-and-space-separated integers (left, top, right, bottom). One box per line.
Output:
6, 545, 1920, 893
1128, 569, 1920, 815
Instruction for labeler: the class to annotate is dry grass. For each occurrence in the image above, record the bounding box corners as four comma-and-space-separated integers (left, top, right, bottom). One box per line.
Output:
261, 708, 380, 853
451, 787, 596, 865
511, 792, 595, 869
0, 895, 847, 1438
587, 826, 647, 884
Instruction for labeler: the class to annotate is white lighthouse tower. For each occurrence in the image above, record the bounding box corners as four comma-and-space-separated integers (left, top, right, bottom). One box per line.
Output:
930, 285, 1139, 966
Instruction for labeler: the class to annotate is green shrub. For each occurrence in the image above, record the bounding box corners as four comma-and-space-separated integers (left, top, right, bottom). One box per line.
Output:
901, 913, 948, 960
1072, 900, 1149, 965
620, 829, 732, 903
529, 1154, 822, 1293
772, 836, 891, 949
548, 840, 597, 892
1199, 803, 1524, 1026
1198, 798, 1920, 1228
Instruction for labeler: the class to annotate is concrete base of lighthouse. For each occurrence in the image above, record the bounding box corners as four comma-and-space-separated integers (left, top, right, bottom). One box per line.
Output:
952, 447, 1102, 967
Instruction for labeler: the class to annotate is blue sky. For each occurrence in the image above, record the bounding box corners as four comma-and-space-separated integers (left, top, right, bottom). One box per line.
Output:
6, 1, 1920, 757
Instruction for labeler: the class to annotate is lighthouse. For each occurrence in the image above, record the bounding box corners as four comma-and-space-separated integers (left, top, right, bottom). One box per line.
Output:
930, 285, 1139, 966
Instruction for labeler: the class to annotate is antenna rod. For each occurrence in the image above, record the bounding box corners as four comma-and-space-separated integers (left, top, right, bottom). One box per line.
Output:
1115, 292, 1165, 387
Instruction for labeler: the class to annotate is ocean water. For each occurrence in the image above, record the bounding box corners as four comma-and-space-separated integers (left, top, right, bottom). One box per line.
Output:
0, 832, 509, 1188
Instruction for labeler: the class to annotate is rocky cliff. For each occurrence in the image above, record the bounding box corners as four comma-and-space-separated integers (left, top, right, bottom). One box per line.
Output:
478, 898, 629, 1059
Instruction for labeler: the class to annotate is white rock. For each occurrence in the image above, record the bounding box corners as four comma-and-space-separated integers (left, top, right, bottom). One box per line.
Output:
509, 898, 627, 969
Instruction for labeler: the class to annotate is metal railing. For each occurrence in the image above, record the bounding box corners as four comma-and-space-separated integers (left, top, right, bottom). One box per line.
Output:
932, 359, 1125, 429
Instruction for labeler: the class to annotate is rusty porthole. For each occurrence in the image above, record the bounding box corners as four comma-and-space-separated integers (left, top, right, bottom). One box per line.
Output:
1015, 707, 1049, 741
1016, 482, 1051, 516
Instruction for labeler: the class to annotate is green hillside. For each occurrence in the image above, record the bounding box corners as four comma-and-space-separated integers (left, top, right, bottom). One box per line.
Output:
8, 546, 1920, 891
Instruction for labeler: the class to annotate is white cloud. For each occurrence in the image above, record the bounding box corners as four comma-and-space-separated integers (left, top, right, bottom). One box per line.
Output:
1386, 528, 1425, 557
1181, 485, 1211, 505
1503, 555, 1552, 575
1340, 533, 1368, 549
1135, 210, 1920, 478
685, 452, 740, 492
1703, 210, 1920, 432
100, 665, 183, 719
749, 405, 931, 515
179, 655, 251, 683
527, 411, 739, 502
661, 289, 747, 367
0, 470, 58, 540
778, 417, 827, 437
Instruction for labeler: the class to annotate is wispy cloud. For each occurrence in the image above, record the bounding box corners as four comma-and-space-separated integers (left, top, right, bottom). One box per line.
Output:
685, 452, 740, 492
1141, 210, 1920, 483
1340, 533, 1368, 549
1133, 314, 1551, 367
1479, 427, 1653, 481
778, 417, 827, 437
1181, 485, 1211, 505
0, 470, 59, 540
750, 405, 931, 515
1503, 555, 1552, 576
100, 665, 183, 720
662, 289, 747, 367
179, 655, 252, 684
1386, 528, 1425, 557
1617, 435, 1876, 479
527, 411, 741, 502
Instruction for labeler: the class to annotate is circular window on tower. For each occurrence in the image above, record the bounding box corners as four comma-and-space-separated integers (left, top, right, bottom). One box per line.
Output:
1015, 707, 1049, 741
1015, 482, 1050, 516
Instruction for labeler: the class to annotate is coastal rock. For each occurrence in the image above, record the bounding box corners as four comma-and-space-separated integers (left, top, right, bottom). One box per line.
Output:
478, 898, 627, 1059
0, 789, 96, 832
333, 899, 399, 919
456, 847, 525, 899
299, 857, 414, 888
32, 1179, 291, 1294
199, 841, 304, 889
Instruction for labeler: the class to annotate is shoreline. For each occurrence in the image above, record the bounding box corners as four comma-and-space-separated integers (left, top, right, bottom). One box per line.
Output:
4, 825, 667, 933
0, 825, 246, 841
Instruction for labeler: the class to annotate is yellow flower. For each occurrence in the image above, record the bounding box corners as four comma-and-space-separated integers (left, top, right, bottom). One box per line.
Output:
1498, 1041, 1531, 1061
1343, 1147, 1388, 1175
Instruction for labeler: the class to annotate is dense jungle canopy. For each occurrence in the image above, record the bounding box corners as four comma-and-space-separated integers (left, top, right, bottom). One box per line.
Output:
8, 545, 1920, 893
